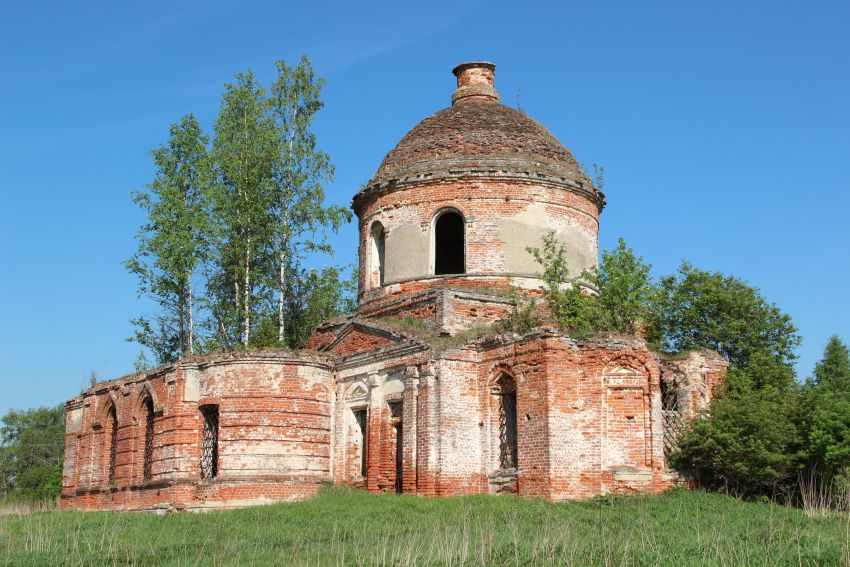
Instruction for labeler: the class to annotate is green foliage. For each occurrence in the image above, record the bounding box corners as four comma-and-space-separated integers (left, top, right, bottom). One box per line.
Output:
252, 264, 357, 349
128, 57, 350, 357
526, 232, 596, 333
813, 335, 850, 392
133, 350, 152, 373
1, 488, 845, 565
268, 55, 351, 344
125, 114, 211, 363
0, 406, 65, 501
635, 261, 809, 498
521, 233, 655, 337
495, 286, 540, 334
592, 238, 655, 335
661, 264, 804, 497
208, 70, 278, 349
798, 336, 850, 481
672, 364, 801, 497
652, 262, 801, 371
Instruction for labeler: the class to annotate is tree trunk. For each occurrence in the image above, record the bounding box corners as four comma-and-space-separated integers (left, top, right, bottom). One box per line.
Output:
178, 290, 187, 359
278, 247, 286, 344
187, 276, 194, 355
242, 237, 251, 347
278, 226, 289, 345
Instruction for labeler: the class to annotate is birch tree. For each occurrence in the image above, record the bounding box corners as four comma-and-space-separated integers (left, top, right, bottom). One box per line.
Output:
126, 114, 210, 363
209, 72, 277, 348
268, 56, 350, 344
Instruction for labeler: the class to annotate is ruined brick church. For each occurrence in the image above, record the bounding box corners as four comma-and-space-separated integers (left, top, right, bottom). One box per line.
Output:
62, 62, 726, 511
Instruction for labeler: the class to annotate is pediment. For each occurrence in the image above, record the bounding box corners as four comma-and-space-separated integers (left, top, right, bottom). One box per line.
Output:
321, 322, 409, 357
346, 382, 370, 401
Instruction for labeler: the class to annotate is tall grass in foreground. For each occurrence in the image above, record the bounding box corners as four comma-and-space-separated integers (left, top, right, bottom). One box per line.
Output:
0, 498, 58, 517
797, 469, 850, 518
1, 487, 847, 566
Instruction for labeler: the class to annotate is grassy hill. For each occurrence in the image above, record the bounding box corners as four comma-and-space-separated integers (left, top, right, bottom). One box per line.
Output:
1, 486, 847, 566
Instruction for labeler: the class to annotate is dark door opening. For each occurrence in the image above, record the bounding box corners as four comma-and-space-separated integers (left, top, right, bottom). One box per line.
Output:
501, 391, 517, 469
493, 373, 518, 470
434, 212, 465, 275
388, 402, 403, 493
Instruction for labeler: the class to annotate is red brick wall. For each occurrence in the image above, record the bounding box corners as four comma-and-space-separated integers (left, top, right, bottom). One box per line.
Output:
62, 353, 334, 511
63, 336, 724, 511
355, 177, 600, 305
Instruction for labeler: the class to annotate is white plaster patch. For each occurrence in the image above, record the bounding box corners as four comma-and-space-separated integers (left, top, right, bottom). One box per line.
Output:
382, 377, 405, 396
67, 408, 82, 433
184, 369, 200, 402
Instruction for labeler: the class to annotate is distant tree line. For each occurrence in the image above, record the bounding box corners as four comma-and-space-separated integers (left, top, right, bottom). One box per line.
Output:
126, 55, 354, 366
512, 233, 850, 502
0, 406, 64, 501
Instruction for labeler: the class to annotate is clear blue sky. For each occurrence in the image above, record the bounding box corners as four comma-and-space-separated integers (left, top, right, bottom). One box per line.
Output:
1, 0, 848, 416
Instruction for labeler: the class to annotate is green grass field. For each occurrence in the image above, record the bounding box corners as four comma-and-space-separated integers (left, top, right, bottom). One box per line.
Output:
1, 486, 847, 566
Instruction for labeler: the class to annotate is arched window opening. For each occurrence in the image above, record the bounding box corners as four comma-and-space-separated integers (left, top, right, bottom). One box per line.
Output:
661, 376, 684, 454
107, 405, 118, 484
660, 380, 679, 412
200, 406, 219, 480
142, 398, 155, 481
493, 374, 517, 469
370, 222, 386, 287
434, 211, 465, 275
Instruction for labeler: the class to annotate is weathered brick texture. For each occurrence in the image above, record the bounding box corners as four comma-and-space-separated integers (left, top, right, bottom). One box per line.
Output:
62, 62, 725, 511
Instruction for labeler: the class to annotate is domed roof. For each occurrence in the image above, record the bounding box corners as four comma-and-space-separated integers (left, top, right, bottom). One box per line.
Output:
355, 62, 599, 208
368, 101, 592, 188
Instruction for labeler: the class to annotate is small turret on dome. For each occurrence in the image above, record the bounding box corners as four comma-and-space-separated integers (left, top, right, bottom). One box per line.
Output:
451, 61, 499, 105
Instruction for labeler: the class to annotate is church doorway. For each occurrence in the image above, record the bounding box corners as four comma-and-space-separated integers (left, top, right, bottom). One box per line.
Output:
388, 401, 403, 493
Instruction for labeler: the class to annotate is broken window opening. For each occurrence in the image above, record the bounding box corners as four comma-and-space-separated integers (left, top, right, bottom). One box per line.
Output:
661, 376, 686, 454
143, 398, 154, 481
107, 405, 118, 484
434, 211, 465, 275
660, 380, 680, 412
353, 408, 368, 477
200, 406, 219, 480
371, 222, 386, 287
388, 402, 403, 493
493, 374, 518, 470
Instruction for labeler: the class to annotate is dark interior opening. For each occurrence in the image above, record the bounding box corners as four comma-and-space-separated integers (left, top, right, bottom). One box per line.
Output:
388, 402, 403, 493
494, 373, 518, 470
143, 398, 154, 481
107, 406, 117, 484
435, 212, 465, 275
353, 409, 368, 477
501, 391, 518, 469
200, 406, 219, 479
661, 380, 680, 412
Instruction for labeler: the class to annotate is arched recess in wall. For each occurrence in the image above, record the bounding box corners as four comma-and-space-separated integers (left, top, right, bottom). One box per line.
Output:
105, 402, 118, 485
345, 380, 370, 480
490, 371, 518, 470
141, 397, 155, 481
369, 221, 386, 288
600, 356, 652, 470
199, 405, 219, 480
433, 209, 465, 275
